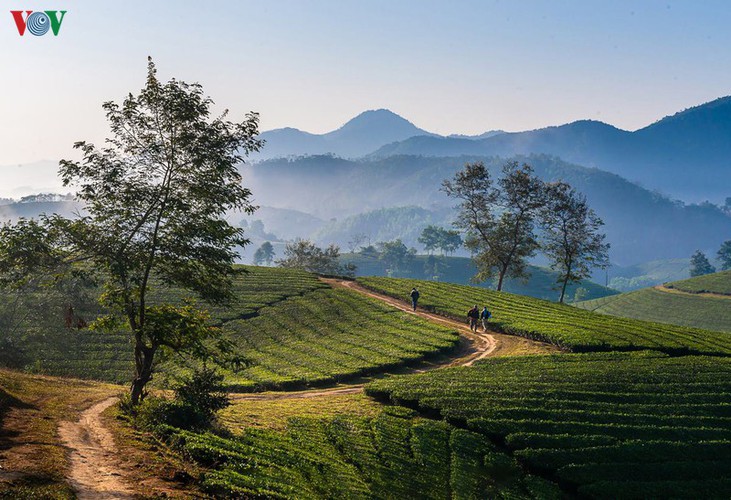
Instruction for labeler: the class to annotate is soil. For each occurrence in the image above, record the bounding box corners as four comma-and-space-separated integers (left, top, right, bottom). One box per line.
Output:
57, 397, 136, 499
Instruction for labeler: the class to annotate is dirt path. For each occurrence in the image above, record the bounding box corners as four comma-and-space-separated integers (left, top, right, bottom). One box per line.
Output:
233, 279, 555, 402
654, 284, 731, 300
57, 397, 136, 499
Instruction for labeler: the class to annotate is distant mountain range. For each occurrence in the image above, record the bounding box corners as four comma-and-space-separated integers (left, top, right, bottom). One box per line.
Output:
255, 96, 731, 203
254, 109, 436, 160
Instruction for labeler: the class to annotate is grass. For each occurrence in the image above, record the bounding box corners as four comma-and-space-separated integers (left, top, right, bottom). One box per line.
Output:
220, 392, 383, 432
358, 276, 731, 356
365, 351, 731, 498
575, 287, 731, 332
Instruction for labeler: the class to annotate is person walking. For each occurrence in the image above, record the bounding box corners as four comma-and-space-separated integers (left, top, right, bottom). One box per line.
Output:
467, 305, 480, 332
480, 306, 492, 331
410, 287, 420, 311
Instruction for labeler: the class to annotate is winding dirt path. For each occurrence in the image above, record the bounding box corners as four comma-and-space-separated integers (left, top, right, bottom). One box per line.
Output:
58, 397, 136, 499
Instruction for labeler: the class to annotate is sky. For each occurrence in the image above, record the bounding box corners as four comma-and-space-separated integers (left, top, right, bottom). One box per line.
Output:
2, 0, 731, 166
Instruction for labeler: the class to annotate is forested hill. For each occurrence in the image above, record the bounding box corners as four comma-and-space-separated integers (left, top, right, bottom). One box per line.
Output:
368, 96, 731, 202
241, 154, 731, 266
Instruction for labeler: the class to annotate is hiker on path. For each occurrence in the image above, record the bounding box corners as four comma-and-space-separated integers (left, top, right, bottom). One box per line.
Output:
480, 306, 492, 331
467, 305, 480, 332
410, 287, 420, 311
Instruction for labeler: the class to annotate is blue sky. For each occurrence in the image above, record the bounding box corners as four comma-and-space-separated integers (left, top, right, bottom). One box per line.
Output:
2, 0, 731, 164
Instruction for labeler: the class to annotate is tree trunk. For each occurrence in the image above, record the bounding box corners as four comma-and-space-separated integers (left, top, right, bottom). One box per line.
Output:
496, 264, 508, 291
559, 276, 569, 303
130, 342, 156, 405
559, 262, 572, 304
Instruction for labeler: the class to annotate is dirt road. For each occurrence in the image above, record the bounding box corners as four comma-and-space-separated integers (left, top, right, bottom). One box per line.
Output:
58, 397, 136, 499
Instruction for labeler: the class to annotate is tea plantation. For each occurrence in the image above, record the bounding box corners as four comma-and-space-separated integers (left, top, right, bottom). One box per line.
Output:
366, 352, 731, 498
665, 269, 731, 295
159, 406, 562, 499
357, 277, 731, 355
6, 267, 458, 388
575, 270, 731, 332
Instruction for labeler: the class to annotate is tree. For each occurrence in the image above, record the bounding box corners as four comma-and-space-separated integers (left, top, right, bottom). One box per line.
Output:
690, 250, 716, 277
276, 239, 355, 276
419, 226, 463, 256
438, 229, 463, 256
0, 59, 263, 405
253, 241, 275, 266
540, 182, 609, 303
718, 240, 731, 271
378, 239, 416, 276
418, 226, 441, 255
443, 161, 544, 291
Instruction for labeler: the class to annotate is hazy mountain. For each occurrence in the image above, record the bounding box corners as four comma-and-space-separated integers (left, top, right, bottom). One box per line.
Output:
367, 97, 731, 202
241, 154, 731, 266
253, 109, 436, 160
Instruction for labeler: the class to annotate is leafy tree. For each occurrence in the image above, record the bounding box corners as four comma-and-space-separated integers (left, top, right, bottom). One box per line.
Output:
690, 250, 716, 277
418, 226, 441, 255
718, 240, 731, 271
0, 59, 262, 405
378, 239, 416, 276
443, 162, 544, 290
439, 229, 463, 255
540, 182, 609, 303
253, 241, 275, 266
419, 226, 463, 256
277, 239, 355, 276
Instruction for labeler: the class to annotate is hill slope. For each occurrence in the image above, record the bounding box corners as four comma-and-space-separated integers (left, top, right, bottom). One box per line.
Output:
576, 270, 731, 332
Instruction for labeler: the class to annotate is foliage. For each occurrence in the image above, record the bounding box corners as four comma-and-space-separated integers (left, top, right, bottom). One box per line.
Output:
718, 240, 731, 271
134, 366, 230, 431
443, 162, 545, 290
358, 276, 731, 355
377, 239, 416, 276
366, 352, 731, 499
418, 225, 462, 255
690, 250, 716, 277
541, 181, 610, 302
253, 241, 275, 266
277, 239, 355, 276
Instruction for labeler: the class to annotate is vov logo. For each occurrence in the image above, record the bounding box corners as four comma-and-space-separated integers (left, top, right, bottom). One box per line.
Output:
11, 10, 67, 36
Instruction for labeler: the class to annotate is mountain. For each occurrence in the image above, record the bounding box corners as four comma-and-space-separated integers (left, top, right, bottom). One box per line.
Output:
241, 154, 731, 266
367, 97, 731, 202
254, 109, 436, 160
